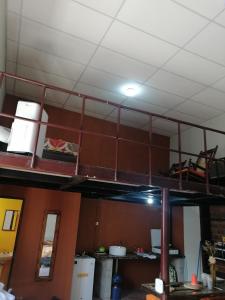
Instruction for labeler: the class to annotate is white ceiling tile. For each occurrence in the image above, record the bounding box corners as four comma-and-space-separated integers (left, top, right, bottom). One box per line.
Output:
73, 0, 124, 16
176, 100, 221, 120
108, 108, 149, 127
136, 85, 185, 108
13, 90, 40, 102
102, 21, 178, 67
191, 87, 225, 111
84, 111, 107, 120
16, 64, 75, 92
85, 99, 114, 116
7, 12, 20, 42
15, 81, 42, 99
90, 47, 157, 82
18, 45, 85, 81
75, 82, 126, 105
66, 93, 115, 116
7, 40, 18, 62
80, 67, 132, 95
64, 105, 82, 114
45, 99, 63, 108
46, 90, 69, 105
20, 18, 97, 64
152, 127, 173, 136
186, 23, 225, 66
5, 61, 16, 93
153, 118, 184, 134
215, 9, 225, 26
174, 0, 225, 19
165, 110, 205, 125
65, 95, 83, 111
117, 0, 208, 46
6, 61, 16, 74
122, 98, 168, 115
164, 50, 225, 85
147, 69, 205, 98
7, 0, 22, 14
213, 76, 225, 92
22, 0, 112, 43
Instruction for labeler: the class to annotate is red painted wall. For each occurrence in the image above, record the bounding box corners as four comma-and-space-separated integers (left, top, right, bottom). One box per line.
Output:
0, 184, 81, 300
76, 198, 184, 288
2, 94, 170, 175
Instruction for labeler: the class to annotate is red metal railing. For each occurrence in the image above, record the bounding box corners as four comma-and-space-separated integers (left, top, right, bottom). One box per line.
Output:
1, 71, 225, 193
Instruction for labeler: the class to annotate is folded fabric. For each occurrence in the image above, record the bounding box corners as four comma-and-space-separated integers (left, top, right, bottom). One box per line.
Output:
44, 138, 78, 156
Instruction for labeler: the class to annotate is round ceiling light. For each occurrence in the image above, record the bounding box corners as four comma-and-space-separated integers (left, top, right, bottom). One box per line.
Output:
147, 196, 154, 205
121, 84, 140, 97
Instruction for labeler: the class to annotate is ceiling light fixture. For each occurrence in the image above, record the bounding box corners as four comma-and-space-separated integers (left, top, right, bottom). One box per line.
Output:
147, 196, 154, 205
121, 84, 140, 97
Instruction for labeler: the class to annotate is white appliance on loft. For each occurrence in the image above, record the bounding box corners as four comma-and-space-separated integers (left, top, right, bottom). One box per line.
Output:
7, 100, 48, 158
71, 256, 95, 300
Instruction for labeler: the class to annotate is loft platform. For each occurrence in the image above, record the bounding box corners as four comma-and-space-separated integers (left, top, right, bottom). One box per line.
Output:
1, 152, 225, 206
1, 72, 225, 207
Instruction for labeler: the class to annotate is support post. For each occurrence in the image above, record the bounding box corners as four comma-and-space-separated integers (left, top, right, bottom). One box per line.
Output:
161, 187, 169, 300
203, 129, 209, 194
30, 86, 46, 168
148, 115, 152, 185
178, 123, 182, 190
114, 106, 120, 181
0, 72, 4, 87
75, 96, 86, 176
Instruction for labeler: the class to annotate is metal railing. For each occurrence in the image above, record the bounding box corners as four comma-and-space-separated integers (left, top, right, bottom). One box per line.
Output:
1, 71, 225, 193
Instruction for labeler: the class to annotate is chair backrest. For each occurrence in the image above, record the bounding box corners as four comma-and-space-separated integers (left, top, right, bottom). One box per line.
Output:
195, 145, 218, 171
169, 160, 187, 175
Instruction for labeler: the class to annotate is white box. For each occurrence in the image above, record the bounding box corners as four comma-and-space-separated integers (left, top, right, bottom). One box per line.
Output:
94, 258, 113, 300
7, 101, 48, 157
71, 256, 95, 300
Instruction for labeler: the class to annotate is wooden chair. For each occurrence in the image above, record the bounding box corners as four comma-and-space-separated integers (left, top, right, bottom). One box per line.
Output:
169, 146, 218, 182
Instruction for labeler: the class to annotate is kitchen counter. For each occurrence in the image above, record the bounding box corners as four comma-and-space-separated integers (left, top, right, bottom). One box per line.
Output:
143, 282, 225, 299
93, 252, 183, 260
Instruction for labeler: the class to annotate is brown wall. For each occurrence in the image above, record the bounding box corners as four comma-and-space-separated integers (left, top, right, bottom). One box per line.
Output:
76, 198, 184, 288
0, 184, 81, 300
2, 94, 170, 175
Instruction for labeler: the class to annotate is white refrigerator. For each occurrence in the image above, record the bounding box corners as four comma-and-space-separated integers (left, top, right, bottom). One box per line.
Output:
71, 256, 95, 300
7, 101, 48, 157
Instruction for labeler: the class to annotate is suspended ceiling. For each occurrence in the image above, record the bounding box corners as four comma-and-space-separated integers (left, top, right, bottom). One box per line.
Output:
5, 0, 225, 136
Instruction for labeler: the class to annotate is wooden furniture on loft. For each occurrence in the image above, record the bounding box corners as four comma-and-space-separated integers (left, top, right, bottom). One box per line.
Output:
169, 146, 218, 182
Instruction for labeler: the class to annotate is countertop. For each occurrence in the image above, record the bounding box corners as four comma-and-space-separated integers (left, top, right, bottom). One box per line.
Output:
142, 282, 225, 299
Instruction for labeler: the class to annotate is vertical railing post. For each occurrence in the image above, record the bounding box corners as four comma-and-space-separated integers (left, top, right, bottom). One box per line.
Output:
161, 187, 169, 300
30, 86, 46, 168
75, 97, 86, 176
203, 129, 209, 194
114, 106, 121, 181
178, 123, 182, 190
149, 115, 153, 185
0, 72, 4, 87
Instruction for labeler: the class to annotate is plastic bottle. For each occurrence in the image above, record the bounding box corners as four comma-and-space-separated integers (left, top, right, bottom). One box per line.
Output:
0, 283, 15, 300
0, 283, 7, 300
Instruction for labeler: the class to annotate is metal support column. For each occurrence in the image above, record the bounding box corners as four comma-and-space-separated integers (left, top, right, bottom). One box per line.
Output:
161, 187, 169, 300
177, 123, 182, 190
75, 96, 86, 176
203, 129, 209, 194
114, 106, 121, 181
30, 86, 46, 168
148, 115, 153, 186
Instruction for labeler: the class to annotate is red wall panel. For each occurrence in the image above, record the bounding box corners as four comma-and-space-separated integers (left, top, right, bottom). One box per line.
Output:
2, 94, 170, 175
0, 185, 81, 300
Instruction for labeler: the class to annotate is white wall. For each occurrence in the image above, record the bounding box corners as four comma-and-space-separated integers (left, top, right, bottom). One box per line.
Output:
183, 206, 202, 281
0, 0, 6, 111
170, 112, 225, 164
